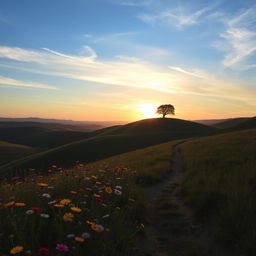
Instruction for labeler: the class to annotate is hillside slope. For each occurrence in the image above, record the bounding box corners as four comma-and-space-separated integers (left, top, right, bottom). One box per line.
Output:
0, 141, 36, 166
0, 118, 214, 175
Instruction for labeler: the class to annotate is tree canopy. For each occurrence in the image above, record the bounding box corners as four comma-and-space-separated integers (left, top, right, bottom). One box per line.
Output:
156, 104, 175, 118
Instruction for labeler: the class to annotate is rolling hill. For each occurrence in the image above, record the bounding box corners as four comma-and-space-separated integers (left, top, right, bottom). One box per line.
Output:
0, 141, 36, 166
222, 116, 256, 132
0, 118, 215, 175
212, 117, 252, 129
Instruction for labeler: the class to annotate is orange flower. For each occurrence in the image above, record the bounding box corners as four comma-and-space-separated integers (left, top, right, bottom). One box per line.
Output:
37, 183, 48, 187
63, 212, 74, 221
4, 201, 15, 207
70, 207, 82, 213
70, 191, 78, 195
93, 193, 101, 198
60, 199, 71, 205
15, 203, 26, 207
10, 246, 24, 254
74, 237, 85, 242
54, 204, 64, 208
105, 187, 113, 194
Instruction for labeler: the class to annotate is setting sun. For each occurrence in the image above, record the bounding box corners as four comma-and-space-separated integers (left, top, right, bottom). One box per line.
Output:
136, 103, 159, 119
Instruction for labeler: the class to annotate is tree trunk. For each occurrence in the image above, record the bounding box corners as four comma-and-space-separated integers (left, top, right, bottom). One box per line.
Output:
162, 113, 166, 118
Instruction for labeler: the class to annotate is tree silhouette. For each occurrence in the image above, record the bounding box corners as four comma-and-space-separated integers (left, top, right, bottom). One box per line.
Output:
156, 104, 175, 118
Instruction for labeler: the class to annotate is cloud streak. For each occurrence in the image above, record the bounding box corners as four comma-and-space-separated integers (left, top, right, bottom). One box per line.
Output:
0, 46, 255, 105
0, 76, 57, 90
213, 6, 256, 69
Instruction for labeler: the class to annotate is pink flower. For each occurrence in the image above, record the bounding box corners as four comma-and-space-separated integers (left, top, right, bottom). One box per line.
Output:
11, 177, 20, 181
56, 244, 69, 252
37, 248, 49, 256
30, 207, 41, 213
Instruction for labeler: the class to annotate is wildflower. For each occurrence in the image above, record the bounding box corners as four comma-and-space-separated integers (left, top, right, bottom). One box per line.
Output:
11, 177, 20, 181
56, 244, 69, 252
93, 193, 101, 198
102, 214, 110, 219
47, 186, 55, 189
54, 204, 64, 208
114, 189, 122, 196
85, 187, 92, 191
26, 210, 34, 215
66, 234, 75, 238
70, 191, 77, 195
4, 201, 15, 207
70, 207, 82, 213
74, 237, 85, 242
42, 193, 51, 198
60, 199, 71, 205
63, 213, 74, 222
37, 183, 48, 187
105, 187, 113, 194
10, 246, 24, 254
40, 213, 50, 218
128, 198, 135, 202
15, 203, 26, 207
37, 248, 49, 256
91, 223, 104, 232
81, 232, 90, 239
115, 185, 122, 190
30, 207, 41, 212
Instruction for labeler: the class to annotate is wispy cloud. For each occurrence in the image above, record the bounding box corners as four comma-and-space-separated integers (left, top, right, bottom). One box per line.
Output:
109, 0, 153, 7
138, 4, 217, 29
0, 76, 57, 90
0, 46, 255, 105
213, 6, 256, 69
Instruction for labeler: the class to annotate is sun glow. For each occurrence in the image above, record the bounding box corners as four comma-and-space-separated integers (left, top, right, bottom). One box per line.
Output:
136, 103, 159, 119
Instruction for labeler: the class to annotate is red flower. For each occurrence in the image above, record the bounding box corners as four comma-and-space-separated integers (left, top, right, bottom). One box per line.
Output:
37, 248, 49, 256
30, 207, 41, 213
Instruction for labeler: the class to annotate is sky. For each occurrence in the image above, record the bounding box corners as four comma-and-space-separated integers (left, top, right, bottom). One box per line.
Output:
0, 0, 255, 121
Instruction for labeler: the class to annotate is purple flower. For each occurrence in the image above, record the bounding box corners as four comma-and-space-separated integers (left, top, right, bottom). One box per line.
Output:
56, 244, 69, 252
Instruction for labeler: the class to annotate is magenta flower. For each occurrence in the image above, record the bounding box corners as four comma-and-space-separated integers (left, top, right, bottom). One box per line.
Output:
56, 244, 69, 252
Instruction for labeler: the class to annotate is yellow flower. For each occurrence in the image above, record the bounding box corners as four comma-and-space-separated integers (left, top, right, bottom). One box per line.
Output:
74, 236, 85, 242
54, 204, 64, 208
15, 203, 26, 207
70, 207, 82, 213
95, 181, 101, 185
4, 201, 15, 207
63, 212, 74, 221
60, 199, 71, 205
105, 187, 113, 194
37, 183, 48, 187
10, 246, 24, 254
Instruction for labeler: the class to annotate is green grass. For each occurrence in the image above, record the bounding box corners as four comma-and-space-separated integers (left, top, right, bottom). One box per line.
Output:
180, 128, 256, 255
0, 141, 36, 166
87, 140, 181, 186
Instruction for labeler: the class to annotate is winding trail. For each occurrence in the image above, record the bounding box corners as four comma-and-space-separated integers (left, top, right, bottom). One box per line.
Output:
143, 141, 185, 256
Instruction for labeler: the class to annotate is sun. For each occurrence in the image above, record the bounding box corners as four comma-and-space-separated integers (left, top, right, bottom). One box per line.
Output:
136, 103, 159, 119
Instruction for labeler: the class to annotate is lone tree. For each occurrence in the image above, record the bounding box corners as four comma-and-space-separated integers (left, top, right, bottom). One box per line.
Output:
156, 104, 175, 118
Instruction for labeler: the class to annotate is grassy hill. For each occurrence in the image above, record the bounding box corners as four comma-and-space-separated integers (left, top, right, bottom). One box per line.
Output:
180, 128, 256, 254
213, 117, 252, 129
0, 141, 36, 166
221, 116, 256, 132
0, 118, 214, 175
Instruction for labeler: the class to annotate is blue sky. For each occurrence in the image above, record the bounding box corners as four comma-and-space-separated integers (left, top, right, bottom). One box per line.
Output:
0, 0, 255, 120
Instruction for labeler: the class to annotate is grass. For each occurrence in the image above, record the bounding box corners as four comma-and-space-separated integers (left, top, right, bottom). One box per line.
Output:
0, 165, 145, 256
0, 141, 36, 166
87, 140, 181, 186
0, 136, 179, 255
180, 128, 256, 255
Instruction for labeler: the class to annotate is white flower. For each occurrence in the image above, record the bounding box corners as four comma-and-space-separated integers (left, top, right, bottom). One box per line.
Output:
115, 185, 122, 190
102, 214, 110, 219
26, 210, 34, 215
42, 193, 51, 198
81, 232, 90, 239
114, 189, 122, 196
67, 233, 75, 238
40, 213, 50, 218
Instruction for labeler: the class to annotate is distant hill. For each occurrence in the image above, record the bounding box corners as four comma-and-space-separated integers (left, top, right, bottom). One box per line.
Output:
222, 117, 256, 132
0, 117, 126, 126
0, 118, 215, 175
212, 117, 252, 129
194, 117, 251, 126
0, 141, 36, 166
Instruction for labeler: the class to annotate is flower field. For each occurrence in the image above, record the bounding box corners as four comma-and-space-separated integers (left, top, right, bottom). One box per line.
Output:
0, 164, 145, 255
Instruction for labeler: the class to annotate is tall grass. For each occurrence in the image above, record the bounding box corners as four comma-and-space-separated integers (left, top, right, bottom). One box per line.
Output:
180, 129, 256, 255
